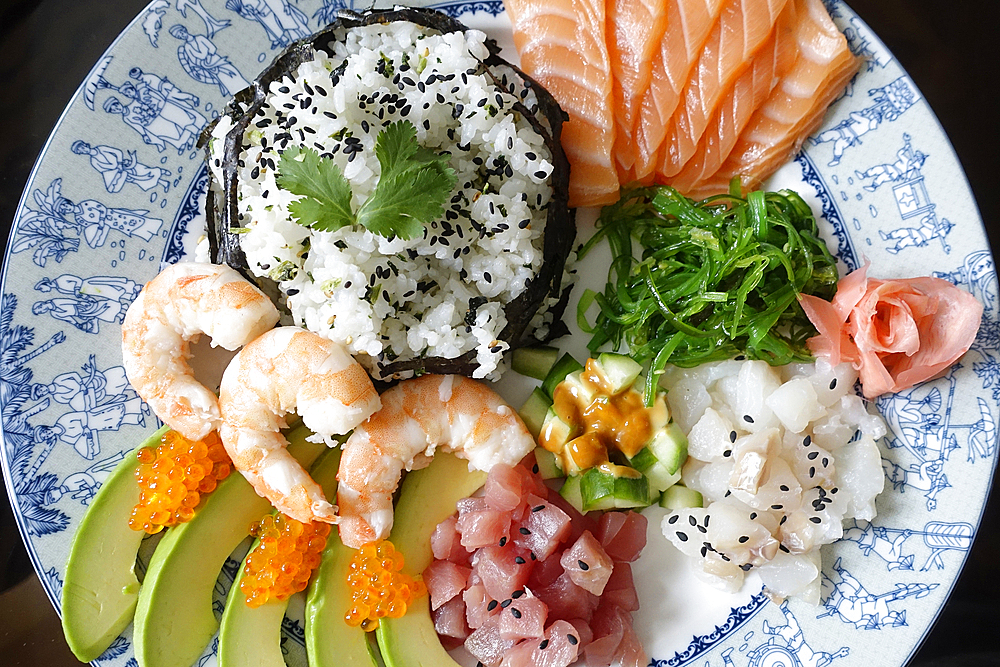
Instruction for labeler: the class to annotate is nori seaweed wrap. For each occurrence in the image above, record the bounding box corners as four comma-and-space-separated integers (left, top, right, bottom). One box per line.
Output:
202, 6, 575, 380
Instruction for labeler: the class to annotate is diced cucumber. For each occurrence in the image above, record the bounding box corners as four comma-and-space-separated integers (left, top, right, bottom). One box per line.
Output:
644, 461, 682, 494
647, 422, 688, 475
560, 371, 599, 407
541, 353, 584, 399
580, 464, 650, 511
659, 485, 704, 510
562, 433, 608, 475
512, 346, 560, 380
519, 388, 553, 439
558, 474, 585, 515
595, 353, 643, 395
627, 447, 658, 473
539, 407, 574, 451
533, 447, 564, 480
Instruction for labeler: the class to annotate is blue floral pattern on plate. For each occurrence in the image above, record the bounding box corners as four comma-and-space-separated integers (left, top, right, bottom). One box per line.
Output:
2, 1, 995, 665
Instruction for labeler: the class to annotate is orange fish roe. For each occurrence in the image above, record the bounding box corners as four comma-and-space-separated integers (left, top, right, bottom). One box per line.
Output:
345, 539, 426, 631
240, 513, 330, 608
129, 429, 232, 534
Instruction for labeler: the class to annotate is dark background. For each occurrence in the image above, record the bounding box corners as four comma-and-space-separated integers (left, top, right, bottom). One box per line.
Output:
0, 0, 998, 665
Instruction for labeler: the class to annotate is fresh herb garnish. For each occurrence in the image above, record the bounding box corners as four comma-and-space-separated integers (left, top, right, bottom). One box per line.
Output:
277, 120, 456, 240
578, 181, 839, 403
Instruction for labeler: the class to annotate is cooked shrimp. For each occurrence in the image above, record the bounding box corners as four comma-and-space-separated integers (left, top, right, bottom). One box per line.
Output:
219, 326, 380, 523
336, 374, 535, 548
122, 262, 280, 442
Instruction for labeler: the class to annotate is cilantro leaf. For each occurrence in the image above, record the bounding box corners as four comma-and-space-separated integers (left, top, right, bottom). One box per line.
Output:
277, 146, 355, 232
358, 120, 457, 240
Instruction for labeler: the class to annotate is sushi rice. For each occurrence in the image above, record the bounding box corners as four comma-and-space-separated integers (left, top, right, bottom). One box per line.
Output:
208, 22, 559, 379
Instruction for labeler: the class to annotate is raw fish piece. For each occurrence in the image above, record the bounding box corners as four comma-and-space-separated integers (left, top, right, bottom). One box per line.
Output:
667, 0, 797, 192
607, 0, 669, 177
505, 0, 619, 206
657, 0, 790, 179
632, 0, 725, 182
686, 0, 859, 197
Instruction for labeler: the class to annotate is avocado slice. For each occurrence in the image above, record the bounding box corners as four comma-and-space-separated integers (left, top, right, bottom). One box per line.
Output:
61, 425, 169, 662
218, 448, 345, 667
376, 453, 487, 667
133, 425, 326, 667
303, 452, 380, 667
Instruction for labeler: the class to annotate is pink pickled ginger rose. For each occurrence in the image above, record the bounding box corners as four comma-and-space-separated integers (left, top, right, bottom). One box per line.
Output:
798, 263, 983, 399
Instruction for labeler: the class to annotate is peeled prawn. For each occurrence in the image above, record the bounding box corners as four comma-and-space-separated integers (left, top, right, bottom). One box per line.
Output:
121, 262, 280, 441
219, 326, 380, 524
336, 374, 535, 548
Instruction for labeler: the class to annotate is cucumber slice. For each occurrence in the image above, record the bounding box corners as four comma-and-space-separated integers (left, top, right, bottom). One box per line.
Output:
541, 353, 584, 398
647, 422, 688, 475
627, 447, 681, 493
533, 448, 563, 480
595, 353, 643, 395
558, 475, 585, 515
659, 485, 704, 510
580, 464, 650, 511
539, 407, 574, 451
518, 388, 553, 439
512, 346, 560, 380
627, 447, 658, 473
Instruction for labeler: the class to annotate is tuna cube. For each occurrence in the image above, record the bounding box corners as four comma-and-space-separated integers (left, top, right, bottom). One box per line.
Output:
513, 494, 572, 561
500, 620, 581, 667
596, 511, 647, 562
602, 561, 639, 612
560, 530, 614, 596
535, 572, 599, 622
472, 544, 534, 601
527, 550, 564, 589
465, 613, 515, 667
485, 464, 524, 512
583, 601, 627, 667
431, 515, 470, 564
458, 500, 513, 551
424, 560, 472, 610
498, 595, 548, 641
432, 595, 470, 640
464, 583, 495, 630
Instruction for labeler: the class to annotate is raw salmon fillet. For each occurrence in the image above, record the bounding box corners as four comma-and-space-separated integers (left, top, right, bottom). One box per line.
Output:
607, 0, 669, 181
666, 0, 797, 193
505, 0, 619, 207
685, 0, 860, 198
631, 0, 724, 183
656, 0, 790, 179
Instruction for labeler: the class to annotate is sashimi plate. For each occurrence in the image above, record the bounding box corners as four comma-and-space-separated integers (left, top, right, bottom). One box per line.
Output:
2, 1, 996, 666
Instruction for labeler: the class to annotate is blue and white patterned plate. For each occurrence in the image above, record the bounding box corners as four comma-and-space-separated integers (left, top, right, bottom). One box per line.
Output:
2, 1, 996, 666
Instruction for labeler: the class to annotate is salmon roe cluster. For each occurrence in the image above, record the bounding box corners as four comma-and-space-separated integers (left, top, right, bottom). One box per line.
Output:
240, 513, 330, 608
129, 430, 232, 533
345, 539, 426, 631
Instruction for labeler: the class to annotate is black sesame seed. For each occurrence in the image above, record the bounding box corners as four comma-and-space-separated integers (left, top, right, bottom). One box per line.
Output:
532, 505, 545, 513
738, 536, 749, 543
808, 451, 819, 460
533, 170, 547, 179
530, 552, 537, 560
780, 485, 789, 492
810, 516, 823, 524
501, 599, 512, 609
668, 514, 679, 524
568, 635, 578, 646
780, 515, 787, 525
809, 467, 816, 478
723, 449, 732, 458
539, 640, 549, 650
512, 590, 524, 599
730, 431, 738, 443
779, 544, 790, 553
829, 378, 838, 390
531, 464, 539, 474
514, 556, 526, 564
499, 536, 507, 547
578, 560, 589, 571
744, 414, 754, 423
519, 527, 531, 535
676, 531, 688, 542
750, 512, 757, 519
771, 504, 783, 510
487, 600, 498, 611
803, 435, 812, 446
511, 608, 522, 618
741, 563, 753, 571
822, 457, 829, 467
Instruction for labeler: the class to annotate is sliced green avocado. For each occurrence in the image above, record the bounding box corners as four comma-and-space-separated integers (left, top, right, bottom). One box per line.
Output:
376, 453, 487, 667
133, 425, 326, 667
218, 447, 343, 667
61, 425, 169, 662
304, 454, 379, 667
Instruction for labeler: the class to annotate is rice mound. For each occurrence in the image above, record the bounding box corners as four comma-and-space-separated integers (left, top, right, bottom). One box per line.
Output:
208, 21, 560, 379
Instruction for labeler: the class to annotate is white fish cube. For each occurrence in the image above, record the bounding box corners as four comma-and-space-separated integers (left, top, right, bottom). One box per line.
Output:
766, 378, 827, 433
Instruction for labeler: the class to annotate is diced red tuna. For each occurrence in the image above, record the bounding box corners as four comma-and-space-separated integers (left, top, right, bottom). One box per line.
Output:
424, 560, 472, 611
615, 618, 648, 667
472, 544, 534, 601
597, 511, 648, 562
566, 618, 594, 649
485, 464, 523, 512
500, 620, 581, 667
535, 572, 600, 623
513, 494, 572, 561
602, 561, 639, 612
458, 504, 512, 551
465, 613, 515, 667
584, 601, 627, 667
464, 583, 495, 630
527, 549, 564, 589
516, 460, 551, 498
432, 595, 470, 641
560, 530, 614, 596
498, 594, 549, 641
431, 515, 470, 564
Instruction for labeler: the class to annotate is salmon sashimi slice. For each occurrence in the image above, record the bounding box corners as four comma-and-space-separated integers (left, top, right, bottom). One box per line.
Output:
666, 1, 797, 194
632, 0, 724, 183
684, 0, 860, 198
607, 0, 669, 181
505, 0, 619, 207
656, 0, 790, 179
